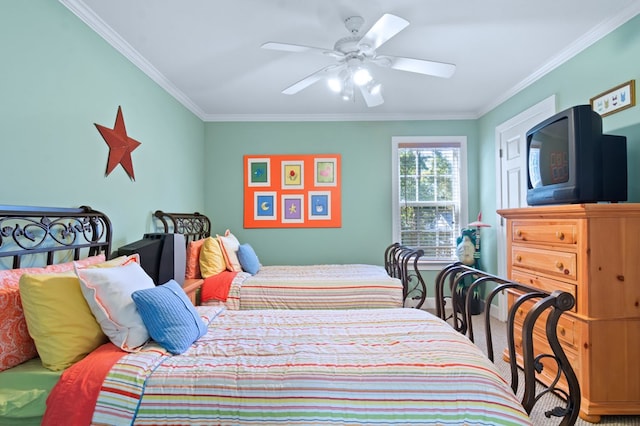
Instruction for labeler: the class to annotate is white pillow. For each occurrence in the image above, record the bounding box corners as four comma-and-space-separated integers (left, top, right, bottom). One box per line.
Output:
217, 230, 242, 272
75, 262, 155, 351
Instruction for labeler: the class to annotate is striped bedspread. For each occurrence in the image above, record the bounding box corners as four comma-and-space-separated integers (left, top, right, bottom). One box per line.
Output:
92, 308, 531, 425
222, 264, 404, 310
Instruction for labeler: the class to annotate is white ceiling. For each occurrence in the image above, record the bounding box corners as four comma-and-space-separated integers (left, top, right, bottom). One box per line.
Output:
61, 0, 640, 122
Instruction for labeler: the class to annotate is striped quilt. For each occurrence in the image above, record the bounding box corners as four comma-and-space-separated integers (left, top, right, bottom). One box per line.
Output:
222, 264, 404, 310
92, 308, 532, 425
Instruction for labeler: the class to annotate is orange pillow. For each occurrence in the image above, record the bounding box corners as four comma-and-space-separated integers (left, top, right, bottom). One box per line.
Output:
0, 267, 43, 371
185, 239, 206, 279
44, 254, 106, 273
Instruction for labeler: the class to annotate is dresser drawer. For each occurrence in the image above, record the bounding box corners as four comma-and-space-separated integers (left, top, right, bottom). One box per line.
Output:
512, 221, 577, 245
509, 318, 581, 395
510, 270, 577, 312
508, 290, 578, 347
511, 245, 577, 281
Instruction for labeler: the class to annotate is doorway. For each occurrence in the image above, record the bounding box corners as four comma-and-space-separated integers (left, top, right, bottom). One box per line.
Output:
494, 95, 556, 319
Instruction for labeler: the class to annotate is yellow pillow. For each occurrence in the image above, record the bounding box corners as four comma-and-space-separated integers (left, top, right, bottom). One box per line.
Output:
18, 271, 108, 371
199, 237, 226, 278
89, 253, 140, 268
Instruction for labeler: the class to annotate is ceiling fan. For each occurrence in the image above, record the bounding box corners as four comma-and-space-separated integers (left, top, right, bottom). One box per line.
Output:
261, 13, 456, 107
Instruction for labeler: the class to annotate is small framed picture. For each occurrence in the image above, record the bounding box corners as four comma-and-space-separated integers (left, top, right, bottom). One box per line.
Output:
281, 194, 304, 223
314, 158, 337, 187
248, 158, 271, 187
308, 191, 331, 220
254, 191, 277, 220
590, 80, 636, 117
281, 160, 304, 189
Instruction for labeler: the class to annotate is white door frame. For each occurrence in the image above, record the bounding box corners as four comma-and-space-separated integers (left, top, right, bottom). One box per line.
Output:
493, 95, 556, 320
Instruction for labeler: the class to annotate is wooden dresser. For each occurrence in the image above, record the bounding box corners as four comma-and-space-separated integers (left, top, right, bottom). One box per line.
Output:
498, 204, 640, 423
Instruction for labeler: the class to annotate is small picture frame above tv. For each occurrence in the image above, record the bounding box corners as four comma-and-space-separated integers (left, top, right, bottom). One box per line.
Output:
590, 80, 635, 117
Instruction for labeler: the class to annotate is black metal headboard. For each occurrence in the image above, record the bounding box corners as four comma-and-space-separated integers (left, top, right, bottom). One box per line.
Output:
153, 210, 211, 244
0, 205, 112, 269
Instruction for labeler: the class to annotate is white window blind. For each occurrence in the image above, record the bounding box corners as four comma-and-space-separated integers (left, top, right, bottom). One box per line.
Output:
392, 137, 468, 265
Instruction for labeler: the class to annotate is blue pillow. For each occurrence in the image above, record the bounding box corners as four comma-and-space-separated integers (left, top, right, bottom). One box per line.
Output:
131, 280, 207, 354
237, 243, 261, 275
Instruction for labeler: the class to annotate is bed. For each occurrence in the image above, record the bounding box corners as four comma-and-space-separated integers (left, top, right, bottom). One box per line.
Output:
0, 205, 580, 425
154, 210, 425, 309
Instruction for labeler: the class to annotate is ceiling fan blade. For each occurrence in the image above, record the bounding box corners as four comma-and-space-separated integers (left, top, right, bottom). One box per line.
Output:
357, 14, 409, 51
359, 85, 384, 108
281, 64, 341, 95
261, 42, 344, 58
375, 55, 456, 78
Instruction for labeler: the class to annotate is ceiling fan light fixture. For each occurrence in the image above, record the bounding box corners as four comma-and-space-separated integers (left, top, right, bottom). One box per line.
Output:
341, 81, 354, 101
352, 67, 372, 86
327, 77, 342, 93
262, 13, 457, 106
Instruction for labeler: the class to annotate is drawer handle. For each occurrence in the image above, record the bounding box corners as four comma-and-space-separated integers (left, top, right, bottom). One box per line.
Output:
516, 230, 523, 238
556, 231, 565, 240
516, 255, 522, 262
556, 261, 564, 270
559, 327, 566, 336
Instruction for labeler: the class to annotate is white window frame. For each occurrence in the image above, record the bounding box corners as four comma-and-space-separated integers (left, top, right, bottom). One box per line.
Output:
391, 136, 468, 270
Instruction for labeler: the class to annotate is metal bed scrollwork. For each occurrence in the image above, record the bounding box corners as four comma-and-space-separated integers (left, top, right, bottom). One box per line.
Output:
153, 210, 211, 244
435, 262, 581, 425
384, 243, 426, 308
0, 205, 112, 267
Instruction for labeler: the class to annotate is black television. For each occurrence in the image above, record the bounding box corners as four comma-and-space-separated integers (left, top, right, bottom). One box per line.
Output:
526, 104, 627, 206
117, 233, 186, 285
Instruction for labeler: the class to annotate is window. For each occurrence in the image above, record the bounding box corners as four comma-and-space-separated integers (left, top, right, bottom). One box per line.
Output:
392, 136, 467, 267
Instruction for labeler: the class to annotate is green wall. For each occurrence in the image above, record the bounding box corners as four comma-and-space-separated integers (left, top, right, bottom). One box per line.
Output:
2, 1, 639, 277
0, 1, 205, 251
477, 14, 640, 273
204, 121, 478, 266
204, 15, 640, 273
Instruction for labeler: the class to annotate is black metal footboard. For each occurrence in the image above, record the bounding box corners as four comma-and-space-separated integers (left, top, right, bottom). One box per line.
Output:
435, 263, 580, 426
384, 243, 426, 308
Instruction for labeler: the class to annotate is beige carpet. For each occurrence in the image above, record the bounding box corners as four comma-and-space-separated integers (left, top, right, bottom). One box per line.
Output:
467, 313, 640, 426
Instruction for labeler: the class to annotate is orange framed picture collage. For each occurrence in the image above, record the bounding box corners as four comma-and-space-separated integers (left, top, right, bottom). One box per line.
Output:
243, 154, 341, 228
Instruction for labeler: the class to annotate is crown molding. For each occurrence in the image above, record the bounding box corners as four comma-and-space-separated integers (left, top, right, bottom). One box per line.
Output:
60, 0, 640, 123
59, 0, 207, 120
477, 2, 640, 117
201, 111, 477, 122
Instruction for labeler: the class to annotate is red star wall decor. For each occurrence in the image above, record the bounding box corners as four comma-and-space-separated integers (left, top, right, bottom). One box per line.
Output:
94, 106, 141, 181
